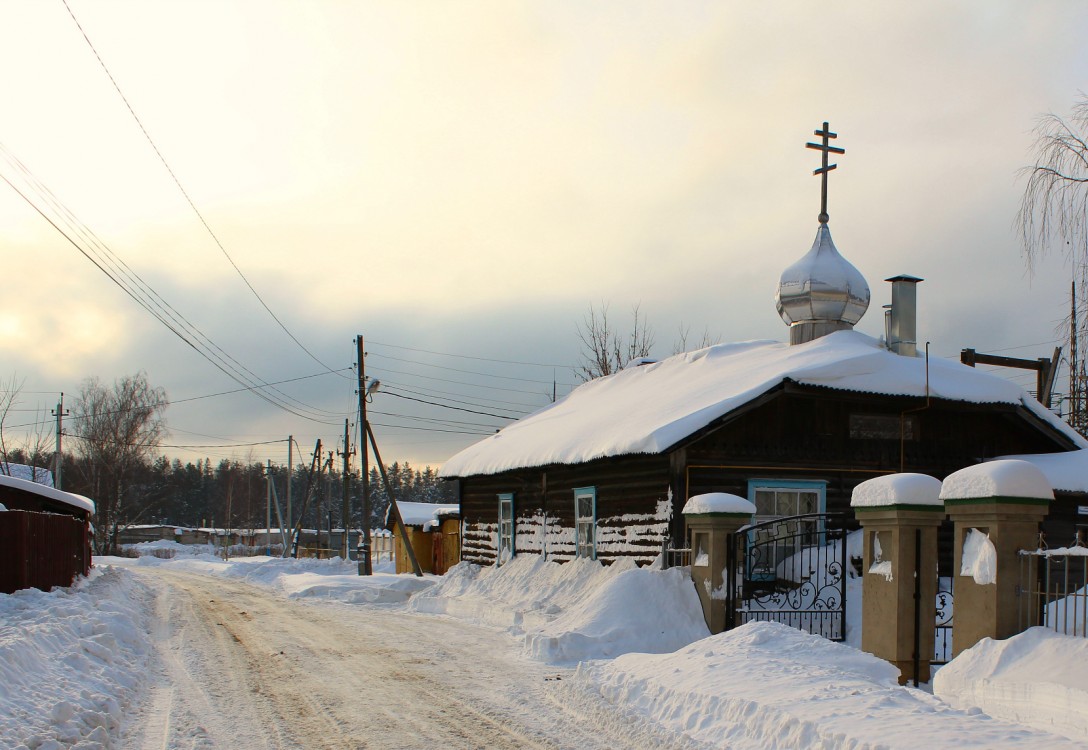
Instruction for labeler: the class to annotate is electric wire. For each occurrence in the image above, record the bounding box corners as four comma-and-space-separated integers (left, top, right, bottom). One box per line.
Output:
367, 351, 576, 387
60, 0, 348, 381
366, 339, 572, 369
0, 145, 344, 425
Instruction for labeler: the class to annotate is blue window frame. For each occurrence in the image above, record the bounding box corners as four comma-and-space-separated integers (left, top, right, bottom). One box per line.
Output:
573, 486, 597, 560
497, 493, 515, 565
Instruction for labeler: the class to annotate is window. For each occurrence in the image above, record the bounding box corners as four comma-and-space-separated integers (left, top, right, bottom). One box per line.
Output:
497, 493, 514, 565
574, 487, 596, 560
748, 480, 825, 522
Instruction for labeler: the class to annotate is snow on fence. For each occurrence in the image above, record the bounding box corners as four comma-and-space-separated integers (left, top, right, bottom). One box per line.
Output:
1019, 539, 1088, 637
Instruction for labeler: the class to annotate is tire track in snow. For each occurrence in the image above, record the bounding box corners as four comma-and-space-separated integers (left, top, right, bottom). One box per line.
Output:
122, 567, 683, 750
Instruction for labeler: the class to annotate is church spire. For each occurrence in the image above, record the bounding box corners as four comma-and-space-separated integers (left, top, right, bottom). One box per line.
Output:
806, 121, 844, 224
775, 122, 869, 345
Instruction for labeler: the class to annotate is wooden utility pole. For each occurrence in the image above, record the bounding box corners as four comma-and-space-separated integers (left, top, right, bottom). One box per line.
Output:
366, 421, 423, 577
341, 418, 351, 559
265, 459, 272, 555
357, 335, 373, 575
51, 393, 67, 490
286, 435, 294, 534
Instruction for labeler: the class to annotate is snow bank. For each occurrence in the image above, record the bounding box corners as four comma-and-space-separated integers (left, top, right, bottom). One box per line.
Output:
934, 628, 1088, 742
851, 473, 942, 507
128, 552, 423, 604
408, 556, 710, 663
571, 621, 1084, 749
0, 567, 153, 750
940, 459, 1054, 501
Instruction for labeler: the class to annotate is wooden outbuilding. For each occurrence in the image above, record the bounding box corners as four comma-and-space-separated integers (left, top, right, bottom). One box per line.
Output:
0, 471, 95, 594
386, 501, 460, 574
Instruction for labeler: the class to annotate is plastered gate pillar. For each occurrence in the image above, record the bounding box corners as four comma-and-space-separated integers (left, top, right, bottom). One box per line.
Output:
682, 493, 757, 634
941, 461, 1053, 657
851, 474, 944, 685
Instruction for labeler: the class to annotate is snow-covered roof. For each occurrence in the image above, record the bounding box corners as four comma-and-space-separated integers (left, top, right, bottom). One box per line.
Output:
851, 473, 943, 508
1, 463, 54, 486
441, 330, 1086, 478
994, 450, 1088, 494
940, 459, 1054, 501
389, 501, 459, 528
0, 473, 95, 514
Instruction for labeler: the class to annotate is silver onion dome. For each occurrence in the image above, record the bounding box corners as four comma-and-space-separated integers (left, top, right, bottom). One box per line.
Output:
775, 224, 870, 345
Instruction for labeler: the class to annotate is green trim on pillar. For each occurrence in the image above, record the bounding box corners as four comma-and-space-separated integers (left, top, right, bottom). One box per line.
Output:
943, 495, 1051, 508
854, 504, 947, 513
685, 511, 755, 519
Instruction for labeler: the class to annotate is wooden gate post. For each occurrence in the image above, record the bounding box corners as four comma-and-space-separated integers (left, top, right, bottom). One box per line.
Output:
682, 493, 756, 634
852, 474, 945, 685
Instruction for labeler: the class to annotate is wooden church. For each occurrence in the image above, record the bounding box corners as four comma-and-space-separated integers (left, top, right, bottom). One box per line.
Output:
440, 123, 1086, 566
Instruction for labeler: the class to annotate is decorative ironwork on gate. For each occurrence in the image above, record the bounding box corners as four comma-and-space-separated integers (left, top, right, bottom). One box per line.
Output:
726, 513, 849, 641
933, 586, 954, 665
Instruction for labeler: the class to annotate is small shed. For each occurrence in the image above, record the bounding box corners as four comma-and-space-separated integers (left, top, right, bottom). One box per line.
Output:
0, 471, 95, 594
385, 501, 460, 574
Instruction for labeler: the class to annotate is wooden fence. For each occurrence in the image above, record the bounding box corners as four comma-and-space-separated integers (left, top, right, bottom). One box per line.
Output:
0, 510, 91, 594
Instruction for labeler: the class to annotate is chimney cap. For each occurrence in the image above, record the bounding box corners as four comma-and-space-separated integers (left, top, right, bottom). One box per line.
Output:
885, 274, 924, 283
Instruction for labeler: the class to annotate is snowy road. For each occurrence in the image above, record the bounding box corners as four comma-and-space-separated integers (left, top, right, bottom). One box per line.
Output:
122, 568, 689, 750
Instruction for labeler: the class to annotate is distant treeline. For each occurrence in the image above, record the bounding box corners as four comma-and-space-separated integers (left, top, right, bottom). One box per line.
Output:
4, 448, 455, 541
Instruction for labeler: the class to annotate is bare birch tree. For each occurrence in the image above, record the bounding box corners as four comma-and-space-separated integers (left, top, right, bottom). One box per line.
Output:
73, 372, 168, 553
576, 302, 655, 381
1017, 95, 1088, 433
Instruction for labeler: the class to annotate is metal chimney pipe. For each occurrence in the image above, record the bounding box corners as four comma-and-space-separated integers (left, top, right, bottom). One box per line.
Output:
885, 275, 923, 357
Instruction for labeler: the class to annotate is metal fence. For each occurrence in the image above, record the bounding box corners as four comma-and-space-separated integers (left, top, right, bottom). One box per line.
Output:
1019, 536, 1088, 637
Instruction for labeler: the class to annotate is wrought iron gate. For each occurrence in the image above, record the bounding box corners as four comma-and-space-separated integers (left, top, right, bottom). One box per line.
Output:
726, 513, 848, 640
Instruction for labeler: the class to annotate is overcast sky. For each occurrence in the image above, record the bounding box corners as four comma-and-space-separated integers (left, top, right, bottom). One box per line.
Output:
2, 1, 1087, 471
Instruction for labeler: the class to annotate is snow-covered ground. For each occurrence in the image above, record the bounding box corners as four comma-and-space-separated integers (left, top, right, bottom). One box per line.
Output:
3, 549, 1087, 748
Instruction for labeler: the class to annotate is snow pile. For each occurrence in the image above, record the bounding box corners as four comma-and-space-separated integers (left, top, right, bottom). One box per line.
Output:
125, 538, 216, 558
129, 552, 419, 603
851, 472, 942, 507
572, 621, 1084, 749
409, 556, 710, 663
0, 568, 153, 750
960, 529, 997, 584
940, 460, 1054, 501
934, 628, 1088, 742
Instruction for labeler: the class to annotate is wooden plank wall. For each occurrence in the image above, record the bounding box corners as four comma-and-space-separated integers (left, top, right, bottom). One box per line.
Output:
0, 510, 91, 594
459, 455, 672, 566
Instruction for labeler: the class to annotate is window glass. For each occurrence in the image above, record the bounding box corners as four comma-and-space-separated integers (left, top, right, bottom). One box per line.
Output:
574, 487, 596, 560
498, 494, 514, 565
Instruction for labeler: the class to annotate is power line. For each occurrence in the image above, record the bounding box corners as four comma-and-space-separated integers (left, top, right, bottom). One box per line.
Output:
368, 351, 576, 387
367, 339, 572, 369
0, 144, 344, 425
379, 382, 536, 413
60, 0, 348, 381
379, 390, 521, 420
367, 363, 554, 398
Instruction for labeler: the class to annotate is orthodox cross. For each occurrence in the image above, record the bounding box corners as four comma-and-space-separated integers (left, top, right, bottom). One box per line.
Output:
806, 121, 845, 224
